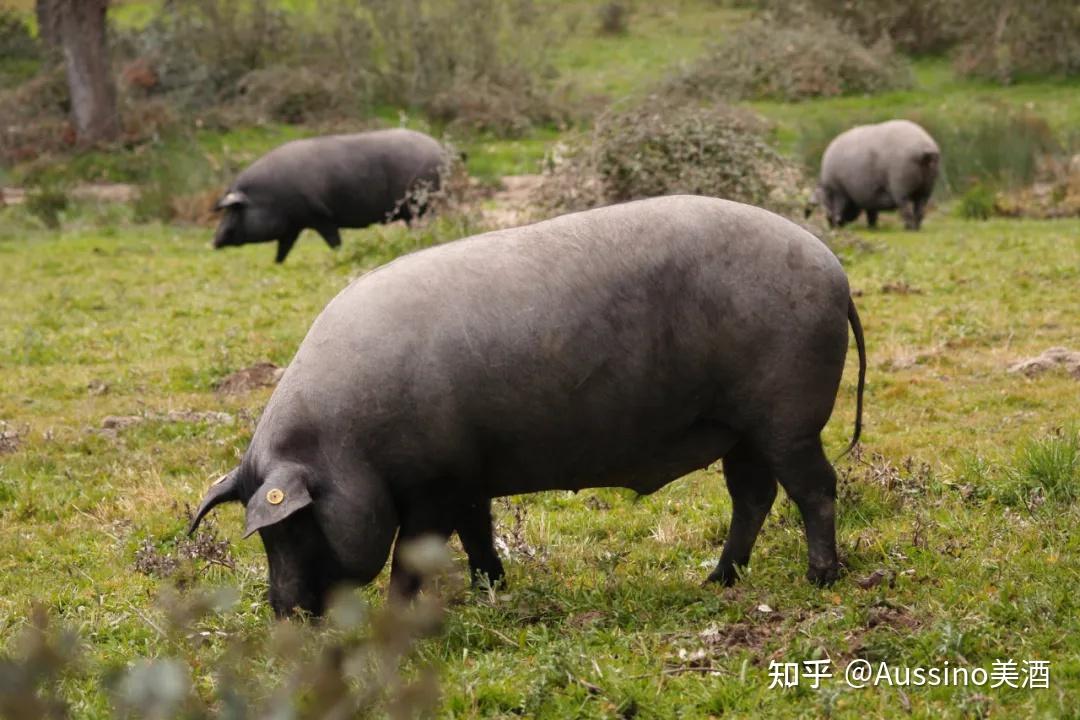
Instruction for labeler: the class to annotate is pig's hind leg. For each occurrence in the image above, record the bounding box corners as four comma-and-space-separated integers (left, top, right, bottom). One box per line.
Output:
707, 441, 777, 586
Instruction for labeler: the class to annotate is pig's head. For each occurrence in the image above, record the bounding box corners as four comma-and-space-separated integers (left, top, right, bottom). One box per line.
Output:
212, 191, 287, 250
188, 463, 398, 617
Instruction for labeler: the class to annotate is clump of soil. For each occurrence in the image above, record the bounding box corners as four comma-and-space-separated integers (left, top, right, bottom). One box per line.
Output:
0, 421, 22, 454
214, 362, 284, 396
1008, 348, 1080, 379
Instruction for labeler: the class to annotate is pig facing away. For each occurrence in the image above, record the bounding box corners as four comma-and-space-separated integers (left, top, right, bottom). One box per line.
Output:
190, 195, 868, 617
810, 120, 940, 230
212, 129, 447, 263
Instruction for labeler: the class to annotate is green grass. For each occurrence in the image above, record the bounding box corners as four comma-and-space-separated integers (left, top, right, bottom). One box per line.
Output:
3, 1, 1080, 716
1, 209, 1078, 717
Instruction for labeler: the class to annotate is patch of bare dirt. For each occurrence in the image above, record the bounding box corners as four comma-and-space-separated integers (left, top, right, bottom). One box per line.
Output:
880, 280, 923, 295
1008, 347, 1080, 379
1, 183, 137, 205
0, 421, 22, 454
480, 174, 544, 229
995, 154, 1080, 219
214, 362, 284, 395
98, 410, 234, 436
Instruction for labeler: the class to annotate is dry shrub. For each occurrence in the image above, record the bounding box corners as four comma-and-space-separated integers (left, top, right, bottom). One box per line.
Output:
994, 154, 1080, 219
115, 0, 561, 136
597, 2, 631, 36
0, 65, 71, 163
663, 15, 911, 103
231, 66, 351, 125
427, 74, 564, 137
953, 1, 1080, 82
536, 102, 803, 216
3, 537, 455, 719
764, 0, 1080, 80
760, 0, 963, 55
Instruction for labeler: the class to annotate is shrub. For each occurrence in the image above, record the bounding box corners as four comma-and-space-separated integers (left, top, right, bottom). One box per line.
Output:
953, 1, 1080, 82
597, 2, 631, 36
0, 10, 40, 91
232, 66, 351, 125
759, 0, 963, 55
132, 136, 221, 224
116, 0, 561, 136
763, 0, 1080, 79
25, 183, 69, 230
536, 102, 803, 216
1, 537, 455, 719
662, 14, 911, 103
956, 185, 995, 220
0, 65, 71, 164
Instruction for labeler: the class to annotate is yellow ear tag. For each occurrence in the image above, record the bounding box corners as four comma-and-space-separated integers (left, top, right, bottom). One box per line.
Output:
266, 488, 285, 505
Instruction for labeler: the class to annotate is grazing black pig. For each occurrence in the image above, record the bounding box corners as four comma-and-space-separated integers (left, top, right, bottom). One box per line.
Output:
808, 119, 940, 230
212, 129, 447, 263
191, 195, 867, 617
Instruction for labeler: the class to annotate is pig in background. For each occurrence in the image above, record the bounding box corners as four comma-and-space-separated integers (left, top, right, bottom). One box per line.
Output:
212, 128, 448, 263
808, 119, 941, 230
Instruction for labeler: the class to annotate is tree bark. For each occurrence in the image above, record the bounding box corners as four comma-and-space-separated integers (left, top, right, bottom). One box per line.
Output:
54, 0, 120, 145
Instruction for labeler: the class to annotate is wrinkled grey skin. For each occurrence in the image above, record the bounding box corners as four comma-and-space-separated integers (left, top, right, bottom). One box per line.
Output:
212, 129, 446, 263
807, 120, 940, 230
190, 195, 867, 617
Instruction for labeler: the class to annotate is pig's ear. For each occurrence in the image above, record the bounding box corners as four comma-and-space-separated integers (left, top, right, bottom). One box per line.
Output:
243, 469, 313, 538
215, 190, 248, 211
188, 468, 240, 535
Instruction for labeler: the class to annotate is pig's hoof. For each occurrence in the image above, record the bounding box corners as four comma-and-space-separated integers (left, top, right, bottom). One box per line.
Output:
807, 565, 840, 587
706, 564, 741, 587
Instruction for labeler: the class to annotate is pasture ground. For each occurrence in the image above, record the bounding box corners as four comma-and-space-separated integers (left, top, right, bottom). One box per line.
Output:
2, 1, 1079, 717
1, 211, 1078, 718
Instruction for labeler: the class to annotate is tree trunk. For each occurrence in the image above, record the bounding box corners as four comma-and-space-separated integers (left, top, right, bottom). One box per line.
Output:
55, 0, 120, 145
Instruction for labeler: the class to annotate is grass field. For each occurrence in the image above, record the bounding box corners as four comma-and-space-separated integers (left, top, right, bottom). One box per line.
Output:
1, 210, 1078, 717
2, 1, 1080, 717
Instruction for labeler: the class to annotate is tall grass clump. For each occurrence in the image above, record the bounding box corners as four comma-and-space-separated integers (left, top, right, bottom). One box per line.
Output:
994, 428, 1080, 506
661, 13, 911, 103
796, 107, 1063, 197
536, 102, 803, 215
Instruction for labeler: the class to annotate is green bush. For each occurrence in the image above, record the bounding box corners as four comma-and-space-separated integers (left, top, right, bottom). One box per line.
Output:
536, 101, 803, 215
956, 185, 995, 220
661, 14, 912, 103
24, 183, 69, 230
0, 10, 38, 61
